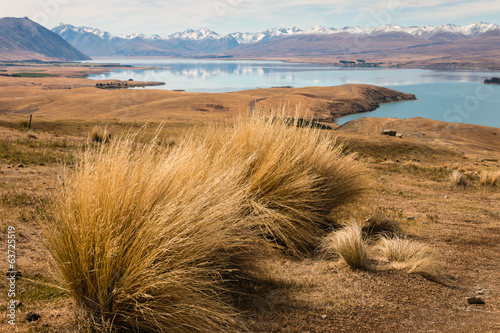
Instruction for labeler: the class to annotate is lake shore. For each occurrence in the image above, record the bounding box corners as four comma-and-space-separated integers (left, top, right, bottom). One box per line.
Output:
0, 64, 415, 124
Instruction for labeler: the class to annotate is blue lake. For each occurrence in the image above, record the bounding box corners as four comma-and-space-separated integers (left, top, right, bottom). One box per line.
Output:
85, 59, 500, 128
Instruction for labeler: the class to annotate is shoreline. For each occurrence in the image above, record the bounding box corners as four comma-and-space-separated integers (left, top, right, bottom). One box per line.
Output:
3, 56, 500, 72
0, 65, 416, 123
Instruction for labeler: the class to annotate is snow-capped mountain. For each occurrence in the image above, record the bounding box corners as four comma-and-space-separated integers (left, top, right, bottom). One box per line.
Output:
52, 24, 239, 56
229, 23, 499, 43
51, 22, 500, 58
53, 24, 112, 40
230, 27, 302, 44
170, 28, 225, 40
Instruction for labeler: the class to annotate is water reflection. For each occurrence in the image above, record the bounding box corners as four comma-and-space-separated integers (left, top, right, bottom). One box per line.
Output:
85, 59, 500, 127
87, 59, 500, 93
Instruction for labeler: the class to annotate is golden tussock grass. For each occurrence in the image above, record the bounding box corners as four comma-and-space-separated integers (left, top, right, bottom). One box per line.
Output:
377, 237, 442, 279
45, 134, 260, 332
320, 222, 367, 269
449, 169, 467, 187
193, 109, 367, 256
90, 125, 111, 143
44, 111, 366, 331
479, 170, 500, 186
362, 213, 402, 240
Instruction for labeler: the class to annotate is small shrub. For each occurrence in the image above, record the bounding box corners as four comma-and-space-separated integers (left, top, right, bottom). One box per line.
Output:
450, 169, 467, 187
19, 121, 29, 130
425, 213, 439, 223
320, 223, 367, 269
362, 213, 402, 239
90, 125, 111, 143
377, 237, 442, 279
479, 170, 500, 186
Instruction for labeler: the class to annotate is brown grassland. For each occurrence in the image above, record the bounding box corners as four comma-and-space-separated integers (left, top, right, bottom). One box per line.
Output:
0, 66, 499, 332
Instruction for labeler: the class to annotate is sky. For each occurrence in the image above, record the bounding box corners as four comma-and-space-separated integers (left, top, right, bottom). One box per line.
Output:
1, 0, 500, 36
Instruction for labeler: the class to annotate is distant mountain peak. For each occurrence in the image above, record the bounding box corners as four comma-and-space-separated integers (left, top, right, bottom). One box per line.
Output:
52, 22, 500, 46
169, 28, 223, 40
48, 21, 500, 59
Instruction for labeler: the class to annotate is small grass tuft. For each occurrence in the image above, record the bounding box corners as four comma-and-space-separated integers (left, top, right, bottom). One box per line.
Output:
450, 169, 467, 187
90, 125, 111, 143
377, 237, 442, 279
479, 170, 500, 186
362, 213, 402, 239
320, 223, 367, 269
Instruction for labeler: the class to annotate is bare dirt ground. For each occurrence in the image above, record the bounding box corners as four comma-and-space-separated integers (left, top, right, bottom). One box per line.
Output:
0, 68, 498, 332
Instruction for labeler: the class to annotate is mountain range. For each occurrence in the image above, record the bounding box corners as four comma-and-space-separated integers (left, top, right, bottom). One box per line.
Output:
0, 16, 499, 69
0, 17, 90, 61
52, 22, 500, 60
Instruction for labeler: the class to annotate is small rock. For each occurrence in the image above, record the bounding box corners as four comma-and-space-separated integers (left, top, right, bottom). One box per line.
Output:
406, 216, 415, 220
444, 195, 449, 199
395, 133, 403, 138
25, 312, 41, 322
18, 164, 24, 168
321, 314, 327, 319
382, 130, 397, 136
477, 290, 484, 295
467, 296, 485, 305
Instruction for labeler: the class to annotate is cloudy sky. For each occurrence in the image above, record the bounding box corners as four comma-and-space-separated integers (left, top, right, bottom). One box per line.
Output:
2, 0, 500, 35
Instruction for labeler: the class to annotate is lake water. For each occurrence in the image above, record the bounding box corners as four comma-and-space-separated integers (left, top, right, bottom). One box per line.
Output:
86, 59, 500, 128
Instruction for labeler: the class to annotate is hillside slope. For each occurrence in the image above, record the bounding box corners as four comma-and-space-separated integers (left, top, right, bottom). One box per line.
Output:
0, 17, 90, 61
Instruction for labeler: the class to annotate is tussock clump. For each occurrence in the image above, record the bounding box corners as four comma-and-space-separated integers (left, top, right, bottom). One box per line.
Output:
195, 111, 367, 257
45, 136, 259, 332
362, 213, 402, 239
377, 237, 442, 279
46, 111, 365, 331
450, 169, 467, 187
90, 125, 111, 143
320, 223, 367, 269
479, 170, 500, 186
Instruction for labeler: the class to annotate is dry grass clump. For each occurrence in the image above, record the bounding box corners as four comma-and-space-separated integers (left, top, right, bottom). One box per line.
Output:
320, 223, 367, 269
479, 170, 500, 186
45, 112, 365, 331
90, 125, 111, 143
195, 111, 367, 256
362, 213, 402, 239
45, 136, 259, 332
449, 169, 467, 187
377, 237, 442, 279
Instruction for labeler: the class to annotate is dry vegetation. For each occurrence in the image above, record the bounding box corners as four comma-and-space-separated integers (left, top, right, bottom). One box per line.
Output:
377, 237, 442, 279
320, 223, 367, 269
450, 169, 467, 187
42, 112, 368, 331
479, 170, 500, 186
0, 110, 499, 332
